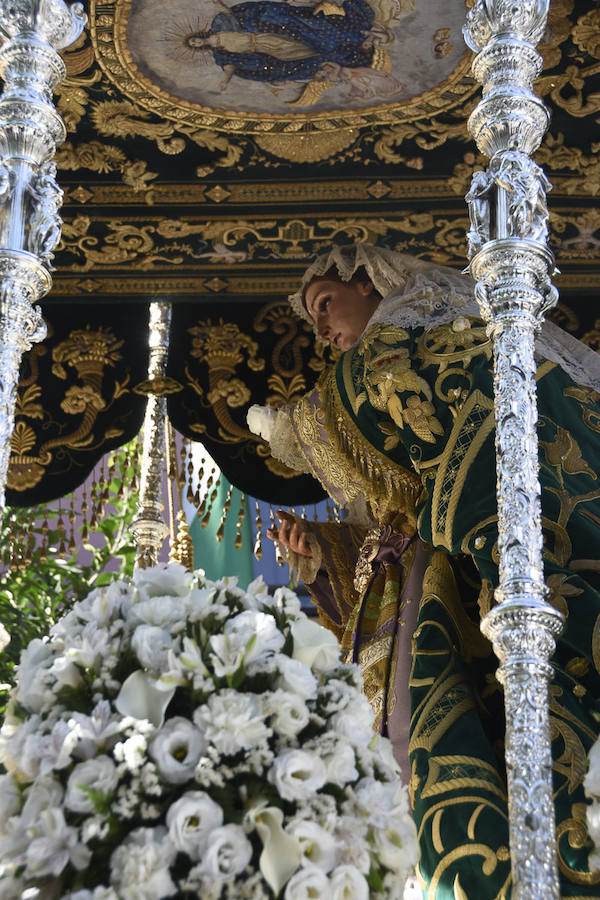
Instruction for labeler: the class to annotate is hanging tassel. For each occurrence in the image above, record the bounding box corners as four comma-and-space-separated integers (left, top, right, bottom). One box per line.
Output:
235, 492, 246, 550
216, 483, 232, 542
254, 501, 263, 561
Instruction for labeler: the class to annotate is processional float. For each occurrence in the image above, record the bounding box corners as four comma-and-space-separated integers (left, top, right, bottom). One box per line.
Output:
0, 0, 562, 895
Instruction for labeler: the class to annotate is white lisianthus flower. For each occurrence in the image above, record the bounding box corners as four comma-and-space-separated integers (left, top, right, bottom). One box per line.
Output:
73, 581, 133, 627
324, 740, 358, 787
284, 864, 331, 899
287, 820, 338, 872
201, 824, 253, 879
269, 749, 327, 802
133, 561, 193, 599
25, 807, 91, 877
110, 826, 176, 899
245, 575, 270, 605
65, 756, 118, 814
330, 864, 369, 899
194, 690, 270, 755
13, 640, 54, 713
132, 625, 174, 672
263, 690, 309, 739
0, 774, 20, 821
276, 655, 318, 700
150, 717, 206, 784
329, 695, 374, 747
166, 791, 223, 861
290, 618, 340, 673
585, 737, 600, 797
372, 821, 420, 871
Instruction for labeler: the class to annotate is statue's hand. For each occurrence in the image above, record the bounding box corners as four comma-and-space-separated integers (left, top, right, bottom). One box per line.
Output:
267, 510, 313, 558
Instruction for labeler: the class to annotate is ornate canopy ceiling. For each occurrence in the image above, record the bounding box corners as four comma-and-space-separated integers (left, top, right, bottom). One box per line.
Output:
6, 0, 600, 505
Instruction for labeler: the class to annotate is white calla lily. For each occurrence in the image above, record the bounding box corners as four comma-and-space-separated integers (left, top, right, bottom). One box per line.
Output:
114, 671, 174, 728
247, 803, 302, 895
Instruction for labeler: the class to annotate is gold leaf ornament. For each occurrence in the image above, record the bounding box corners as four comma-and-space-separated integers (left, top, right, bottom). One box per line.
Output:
572, 9, 600, 59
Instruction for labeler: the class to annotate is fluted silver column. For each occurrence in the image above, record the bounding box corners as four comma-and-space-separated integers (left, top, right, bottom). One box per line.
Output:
464, 3, 562, 897
130, 303, 171, 568
0, 1, 86, 508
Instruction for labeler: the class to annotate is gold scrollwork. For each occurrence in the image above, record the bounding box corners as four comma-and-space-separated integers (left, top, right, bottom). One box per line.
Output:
8, 326, 129, 492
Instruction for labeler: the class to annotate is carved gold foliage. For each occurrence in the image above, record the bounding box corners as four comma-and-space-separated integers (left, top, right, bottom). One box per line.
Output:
536, 63, 600, 119
10, 422, 37, 456
55, 34, 102, 132
91, 101, 187, 154
15, 385, 44, 420
536, 134, 600, 196
56, 141, 158, 193
572, 9, 600, 60
550, 209, 600, 258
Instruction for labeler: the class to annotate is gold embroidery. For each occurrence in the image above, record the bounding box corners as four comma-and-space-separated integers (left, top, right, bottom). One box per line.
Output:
429, 390, 495, 551
421, 755, 506, 802
556, 803, 600, 886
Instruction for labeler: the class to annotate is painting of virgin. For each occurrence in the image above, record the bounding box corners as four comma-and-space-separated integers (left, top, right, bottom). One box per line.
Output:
125, 0, 470, 115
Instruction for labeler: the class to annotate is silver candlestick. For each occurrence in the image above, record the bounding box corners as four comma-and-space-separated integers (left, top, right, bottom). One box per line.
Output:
464, 2, 563, 897
0, 1, 86, 507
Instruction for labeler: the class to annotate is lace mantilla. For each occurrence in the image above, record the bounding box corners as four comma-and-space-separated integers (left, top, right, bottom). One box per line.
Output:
289, 243, 600, 393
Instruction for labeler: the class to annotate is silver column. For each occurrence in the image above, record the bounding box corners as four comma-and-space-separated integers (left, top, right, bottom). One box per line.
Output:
130, 303, 171, 568
0, 1, 86, 508
464, 3, 563, 897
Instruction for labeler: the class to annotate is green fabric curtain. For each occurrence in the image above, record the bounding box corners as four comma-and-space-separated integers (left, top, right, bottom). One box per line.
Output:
189, 474, 255, 588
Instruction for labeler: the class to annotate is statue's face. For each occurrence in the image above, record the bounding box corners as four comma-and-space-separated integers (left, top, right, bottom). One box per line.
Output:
304, 278, 380, 351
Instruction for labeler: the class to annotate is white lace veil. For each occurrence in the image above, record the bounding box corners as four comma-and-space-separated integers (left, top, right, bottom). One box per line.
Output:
288, 243, 600, 393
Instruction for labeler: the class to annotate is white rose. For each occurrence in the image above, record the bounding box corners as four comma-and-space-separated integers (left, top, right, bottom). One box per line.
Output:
194, 691, 270, 755
269, 749, 327, 802
110, 826, 176, 899
291, 618, 340, 673
0, 624, 10, 652
129, 596, 186, 630
201, 824, 253, 879
65, 756, 118, 814
264, 690, 309, 739
330, 865, 369, 899
287, 820, 337, 872
133, 562, 193, 599
166, 791, 223, 860
150, 717, 206, 784
277, 656, 318, 700
132, 625, 173, 671
284, 864, 331, 899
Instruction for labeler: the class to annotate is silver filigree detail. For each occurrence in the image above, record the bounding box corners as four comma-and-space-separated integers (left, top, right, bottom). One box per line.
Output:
130, 303, 172, 569
27, 161, 63, 265
0, 1, 85, 508
464, 0, 550, 53
464, 0, 561, 896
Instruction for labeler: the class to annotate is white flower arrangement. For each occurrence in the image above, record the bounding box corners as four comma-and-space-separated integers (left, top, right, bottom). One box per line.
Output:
585, 737, 600, 871
0, 562, 418, 899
